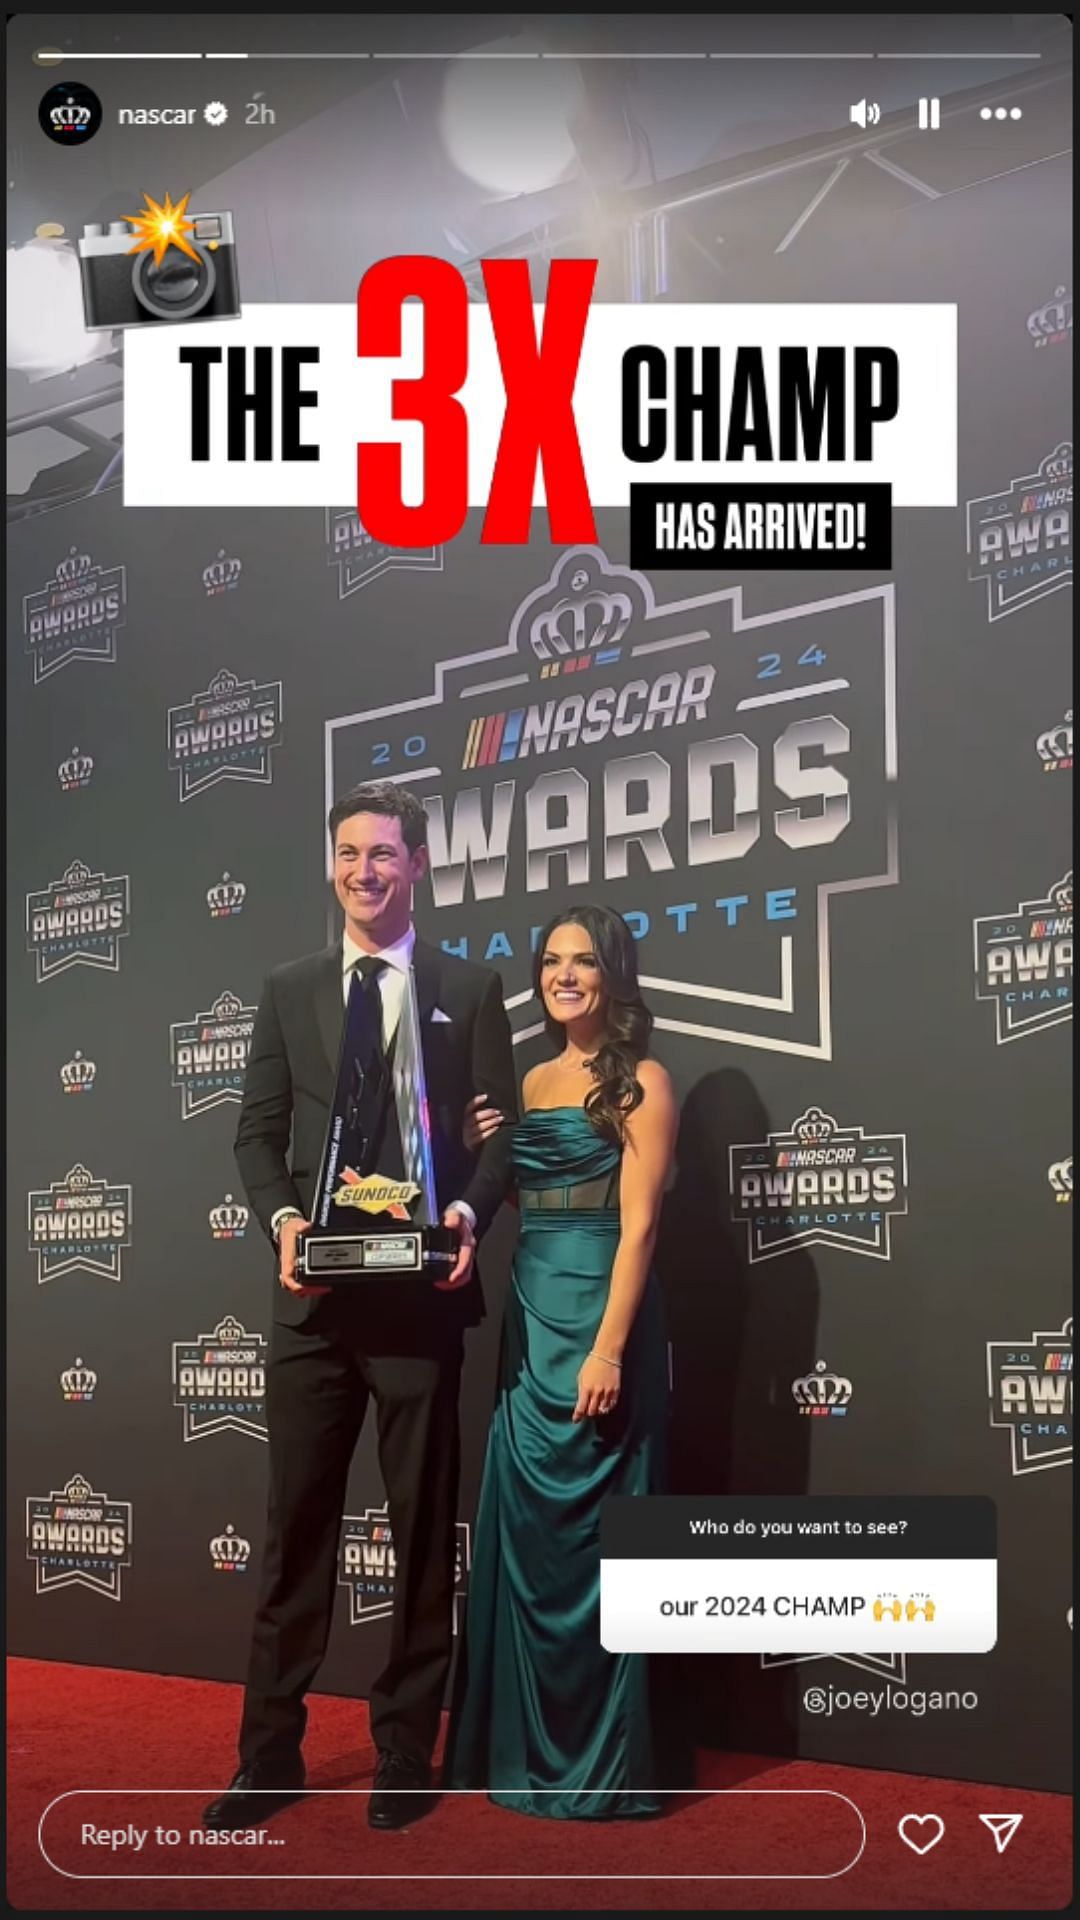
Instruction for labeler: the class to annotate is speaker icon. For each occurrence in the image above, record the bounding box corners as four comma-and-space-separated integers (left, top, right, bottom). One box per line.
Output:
850, 99, 881, 129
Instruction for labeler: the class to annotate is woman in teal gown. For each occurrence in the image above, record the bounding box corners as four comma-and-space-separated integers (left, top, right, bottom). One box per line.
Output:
443, 904, 679, 1819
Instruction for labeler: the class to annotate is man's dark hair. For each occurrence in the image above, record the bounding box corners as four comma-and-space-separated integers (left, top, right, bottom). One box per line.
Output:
327, 781, 429, 853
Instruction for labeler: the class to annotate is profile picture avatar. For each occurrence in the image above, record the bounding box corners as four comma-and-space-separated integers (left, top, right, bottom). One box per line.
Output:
38, 81, 103, 144
78, 189, 241, 331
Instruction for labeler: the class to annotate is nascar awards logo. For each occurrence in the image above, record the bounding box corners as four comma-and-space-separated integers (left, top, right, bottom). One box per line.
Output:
23, 545, 126, 683
792, 1359, 852, 1417
1037, 711, 1073, 773
170, 990, 256, 1117
167, 666, 283, 801
58, 746, 94, 792
326, 548, 898, 1059
28, 1163, 132, 1285
202, 549, 242, 596
209, 1524, 250, 1572
973, 872, 1072, 1043
338, 1502, 470, 1629
172, 1315, 268, 1442
965, 442, 1072, 621
729, 1106, 908, 1263
986, 1318, 1072, 1476
209, 1192, 249, 1239
60, 1358, 98, 1402
324, 507, 442, 597
26, 858, 131, 982
26, 1473, 132, 1600
60, 1051, 96, 1095
207, 871, 246, 918
1048, 1156, 1073, 1204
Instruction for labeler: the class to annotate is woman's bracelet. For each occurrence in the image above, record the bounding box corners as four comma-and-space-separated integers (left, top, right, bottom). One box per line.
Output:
591, 1351, 623, 1370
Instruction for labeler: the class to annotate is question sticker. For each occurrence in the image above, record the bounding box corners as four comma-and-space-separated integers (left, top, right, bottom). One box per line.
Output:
599, 1496, 997, 1654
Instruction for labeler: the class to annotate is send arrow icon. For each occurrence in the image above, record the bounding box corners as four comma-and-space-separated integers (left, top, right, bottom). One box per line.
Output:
979, 1813, 1024, 1854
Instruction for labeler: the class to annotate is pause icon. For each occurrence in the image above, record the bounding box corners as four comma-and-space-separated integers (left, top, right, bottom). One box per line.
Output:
918, 97, 941, 130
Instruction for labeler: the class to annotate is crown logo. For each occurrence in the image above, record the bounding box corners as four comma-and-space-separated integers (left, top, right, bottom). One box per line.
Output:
58, 746, 94, 789
1036, 712, 1073, 762
61, 1357, 98, 1399
64, 1164, 95, 1192
60, 859, 93, 888
207, 872, 246, 917
792, 1106, 837, 1146
203, 550, 243, 594
61, 1051, 96, 1093
1028, 286, 1072, 342
1048, 1156, 1073, 1199
210, 1523, 251, 1571
206, 668, 241, 699
529, 578, 634, 663
1041, 442, 1073, 482
1048, 872, 1073, 912
213, 1315, 248, 1345
792, 1358, 853, 1408
50, 100, 91, 129
56, 547, 92, 583
210, 1192, 249, 1238
210, 990, 243, 1020
64, 1474, 94, 1502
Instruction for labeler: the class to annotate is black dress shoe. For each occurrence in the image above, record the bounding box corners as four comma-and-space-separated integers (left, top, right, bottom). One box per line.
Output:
202, 1761, 306, 1831
367, 1750, 435, 1830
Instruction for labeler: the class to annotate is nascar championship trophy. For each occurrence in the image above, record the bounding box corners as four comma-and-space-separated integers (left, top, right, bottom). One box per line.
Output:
296, 965, 458, 1280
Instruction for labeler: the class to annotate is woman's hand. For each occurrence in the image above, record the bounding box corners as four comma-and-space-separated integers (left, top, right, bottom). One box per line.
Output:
573, 1352, 621, 1422
463, 1092, 505, 1153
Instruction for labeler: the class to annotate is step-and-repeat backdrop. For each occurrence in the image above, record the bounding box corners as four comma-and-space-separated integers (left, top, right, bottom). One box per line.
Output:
7, 41, 1072, 1797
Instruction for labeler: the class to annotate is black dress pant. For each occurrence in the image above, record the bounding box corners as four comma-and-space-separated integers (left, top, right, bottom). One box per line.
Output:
239, 1296, 464, 1768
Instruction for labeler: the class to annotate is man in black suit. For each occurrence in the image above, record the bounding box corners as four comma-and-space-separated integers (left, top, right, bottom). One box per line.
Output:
203, 781, 516, 1833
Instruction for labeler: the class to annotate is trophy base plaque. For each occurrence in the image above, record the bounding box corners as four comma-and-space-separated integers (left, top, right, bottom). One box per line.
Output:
297, 1224, 459, 1280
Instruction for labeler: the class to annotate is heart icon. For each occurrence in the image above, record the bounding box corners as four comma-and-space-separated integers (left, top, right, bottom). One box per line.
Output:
898, 1814, 945, 1855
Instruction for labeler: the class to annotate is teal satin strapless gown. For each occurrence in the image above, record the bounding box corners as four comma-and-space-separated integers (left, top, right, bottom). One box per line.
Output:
444, 1107, 669, 1819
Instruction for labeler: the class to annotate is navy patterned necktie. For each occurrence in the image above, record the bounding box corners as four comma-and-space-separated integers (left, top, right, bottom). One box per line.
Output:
350, 954, 387, 1061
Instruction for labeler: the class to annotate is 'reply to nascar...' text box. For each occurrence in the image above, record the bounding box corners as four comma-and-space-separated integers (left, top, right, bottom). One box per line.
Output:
600, 1496, 996, 1654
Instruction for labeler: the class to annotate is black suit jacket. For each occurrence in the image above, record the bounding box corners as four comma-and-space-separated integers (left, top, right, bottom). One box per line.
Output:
234, 936, 518, 1327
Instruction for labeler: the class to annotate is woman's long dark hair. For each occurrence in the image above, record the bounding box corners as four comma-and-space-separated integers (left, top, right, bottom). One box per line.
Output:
532, 904, 654, 1143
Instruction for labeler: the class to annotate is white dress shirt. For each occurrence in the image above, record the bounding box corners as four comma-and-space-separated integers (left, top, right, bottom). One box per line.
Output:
270, 926, 476, 1240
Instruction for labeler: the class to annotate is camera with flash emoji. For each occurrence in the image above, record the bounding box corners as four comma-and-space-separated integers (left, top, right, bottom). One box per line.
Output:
78, 192, 240, 330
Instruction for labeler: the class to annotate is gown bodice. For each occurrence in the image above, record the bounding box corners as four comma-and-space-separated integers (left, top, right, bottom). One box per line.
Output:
511, 1107, 622, 1212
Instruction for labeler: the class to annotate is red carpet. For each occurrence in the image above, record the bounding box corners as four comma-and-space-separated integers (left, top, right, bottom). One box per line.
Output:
6, 1659, 1071, 1910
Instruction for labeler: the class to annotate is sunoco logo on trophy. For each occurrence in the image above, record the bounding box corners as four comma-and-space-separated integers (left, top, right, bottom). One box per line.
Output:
326, 549, 897, 1059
